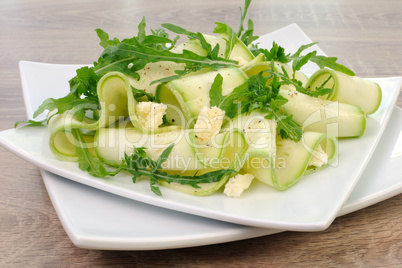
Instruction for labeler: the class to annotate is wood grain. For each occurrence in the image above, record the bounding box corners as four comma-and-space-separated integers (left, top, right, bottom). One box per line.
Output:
0, 0, 401, 267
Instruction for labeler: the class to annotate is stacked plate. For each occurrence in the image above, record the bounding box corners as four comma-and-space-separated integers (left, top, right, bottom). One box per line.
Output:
1, 24, 401, 250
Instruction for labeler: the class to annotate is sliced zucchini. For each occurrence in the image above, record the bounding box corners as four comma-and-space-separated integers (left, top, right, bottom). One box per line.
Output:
159, 128, 249, 196
95, 126, 249, 196
47, 72, 179, 161
95, 127, 204, 170
306, 69, 382, 114
243, 131, 337, 190
279, 88, 366, 137
207, 33, 254, 63
156, 67, 248, 128
128, 61, 184, 96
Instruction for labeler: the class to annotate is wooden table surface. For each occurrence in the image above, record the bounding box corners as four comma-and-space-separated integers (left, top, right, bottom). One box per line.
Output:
1, 0, 401, 266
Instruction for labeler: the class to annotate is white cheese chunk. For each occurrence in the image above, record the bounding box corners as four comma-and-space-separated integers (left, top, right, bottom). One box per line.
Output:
135, 102, 167, 130
224, 173, 255, 197
308, 144, 329, 168
194, 106, 225, 142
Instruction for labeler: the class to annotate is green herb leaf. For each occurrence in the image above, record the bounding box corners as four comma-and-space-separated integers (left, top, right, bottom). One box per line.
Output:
154, 143, 174, 171
209, 74, 250, 118
137, 17, 147, 43
33, 92, 99, 121
237, 0, 253, 38
213, 22, 237, 59
240, 19, 259, 46
132, 86, 156, 102
122, 144, 236, 196
162, 23, 223, 61
247, 68, 302, 141
254, 42, 289, 63
33, 18, 237, 120
72, 129, 111, 178
211, 62, 303, 141
253, 41, 355, 76
310, 55, 355, 76
14, 118, 47, 128
95, 28, 120, 48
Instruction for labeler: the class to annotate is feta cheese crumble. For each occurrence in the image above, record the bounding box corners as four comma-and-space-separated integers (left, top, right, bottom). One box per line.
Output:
224, 173, 255, 197
194, 106, 225, 142
308, 145, 329, 167
135, 101, 167, 130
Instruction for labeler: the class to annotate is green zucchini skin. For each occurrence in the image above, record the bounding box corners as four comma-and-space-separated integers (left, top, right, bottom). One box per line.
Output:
279, 89, 366, 138
206, 33, 255, 62
155, 67, 248, 128
243, 131, 337, 191
306, 69, 382, 115
47, 72, 179, 161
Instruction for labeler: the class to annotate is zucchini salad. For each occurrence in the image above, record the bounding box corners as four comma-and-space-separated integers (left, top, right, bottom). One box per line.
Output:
21, 0, 382, 197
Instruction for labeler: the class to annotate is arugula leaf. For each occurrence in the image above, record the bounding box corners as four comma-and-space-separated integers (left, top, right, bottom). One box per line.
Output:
213, 22, 237, 59
209, 73, 225, 107
68, 129, 236, 196
209, 74, 250, 118
291, 50, 317, 75
265, 64, 334, 98
253, 41, 355, 76
209, 64, 303, 141
32, 65, 100, 122
33, 19, 238, 120
304, 74, 334, 97
253, 42, 289, 63
137, 17, 147, 44
236, 0, 258, 46
72, 129, 112, 178
288, 42, 318, 60
132, 86, 155, 102
96, 28, 120, 48
310, 55, 355, 76
239, 19, 259, 47
154, 143, 174, 171
33, 91, 99, 121
247, 70, 303, 141
237, 0, 252, 38
263, 97, 302, 141
69, 66, 99, 99
123, 144, 236, 196
162, 23, 218, 59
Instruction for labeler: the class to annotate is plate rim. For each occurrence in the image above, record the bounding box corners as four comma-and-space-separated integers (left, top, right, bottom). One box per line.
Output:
40, 105, 402, 250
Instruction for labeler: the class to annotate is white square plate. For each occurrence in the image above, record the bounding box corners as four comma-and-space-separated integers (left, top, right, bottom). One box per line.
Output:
39, 104, 402, 250
1, 24, 401, 232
